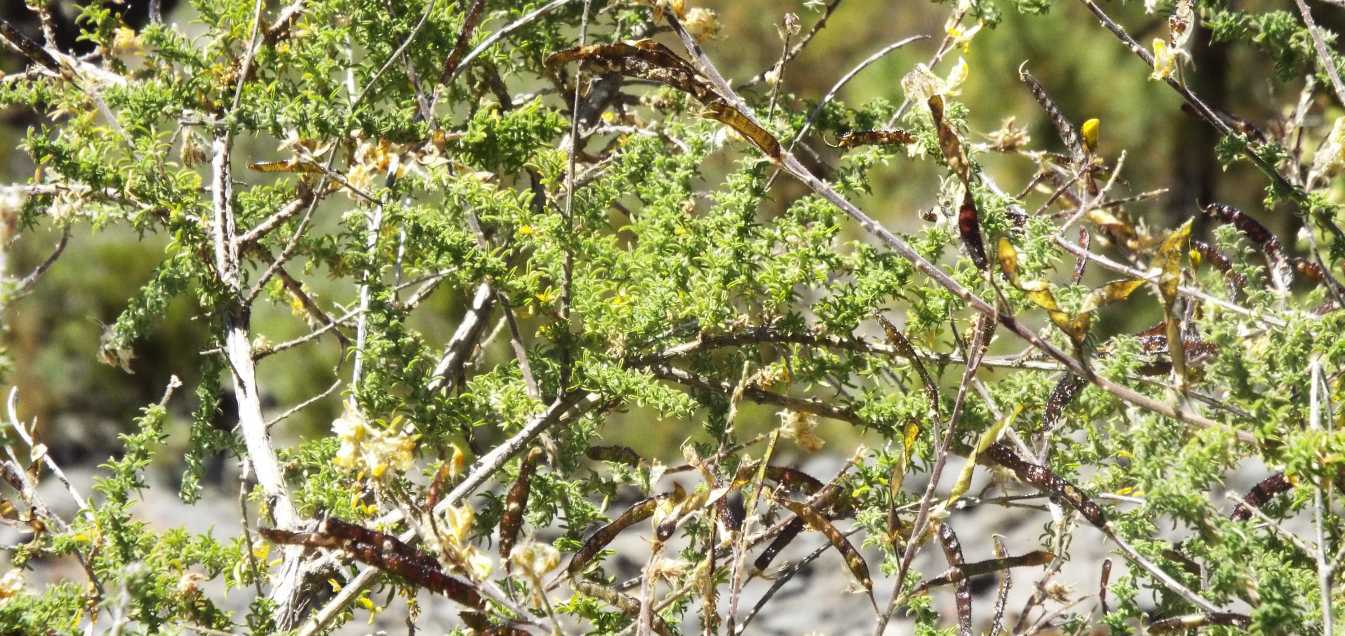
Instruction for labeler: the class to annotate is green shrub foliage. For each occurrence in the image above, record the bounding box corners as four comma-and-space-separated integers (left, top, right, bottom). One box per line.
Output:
1, 0, 1344, 633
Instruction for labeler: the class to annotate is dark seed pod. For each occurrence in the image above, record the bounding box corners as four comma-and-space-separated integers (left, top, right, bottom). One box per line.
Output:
1200, 203, 1291, 289
928, 94, 972, 183
877, 314, 940, 415
568, 495, 665, 575
260, 522, 484, 609
832, 129, 916, 148
1099, 558, 1113, 615
1148, 612, 1250, 633
1230, 472, 1293, 521
499, 447, 545, 562
1190, 239, 1247, 294
935, 522, 973, 636
774, 496, 874, 606
989, 536, 1012, 636
585, 445, 643, 467
1042, 374, 1087, 438
958, 189, 989, 270
982, 443, 1106, 526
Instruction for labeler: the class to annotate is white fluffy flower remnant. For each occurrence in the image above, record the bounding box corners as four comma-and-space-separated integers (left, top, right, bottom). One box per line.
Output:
778, 409, 825, 452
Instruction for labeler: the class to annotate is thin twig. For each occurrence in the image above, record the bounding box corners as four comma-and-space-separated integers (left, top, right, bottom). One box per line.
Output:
1294, 0, 1345, 108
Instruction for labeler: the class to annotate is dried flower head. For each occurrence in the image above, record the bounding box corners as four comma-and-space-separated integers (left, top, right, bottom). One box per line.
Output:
778, 409, 825, 452
684, 8, 721, 41
0, 569, 23, 601
511, 541, 561, 578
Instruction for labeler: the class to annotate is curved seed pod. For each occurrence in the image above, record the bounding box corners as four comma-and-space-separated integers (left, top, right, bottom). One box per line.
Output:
773, 496, 873, 605
935, 522, 973, 636
1190, 239, 1247, 294
754, 517, 805, 573
982, 443, 1106, 526
1148, 612, 1250, 633
1201, 203, 1291, 289
832, 129, 916, 148
585, 445, 643, 467
499, 447, 545, 562
1099, 558, 1113, 615
961, 549, 1054, 578
764, 466, 825, 495
545, 40, 782, 159
989, 536, 1012, 636
260, 526, 485, 609
1043, 373, 1087, 438
343, 539, 485, 609
568, 495, 665, 575
1230, 472, 1293, 521
1019, 65, 1086, 170
958, 188, 989, 270
877, 314, 940, 415
916, 550, 1054, 593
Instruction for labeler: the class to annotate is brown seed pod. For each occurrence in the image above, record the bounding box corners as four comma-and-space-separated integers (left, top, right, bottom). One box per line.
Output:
1201, 203, 1291, 289
982, 443, 1106, 527
957, 188, 989, 270
1190, 239, 1247, 294
1072, 227, 1089, 284
259, 524, 484, 609
1019, 65, 1087, 170
568, 495, 665, 576
989, 536, 1012, 636
1148, 612, 1250, 633
877, 313, 940, 415
499, 447, 545, 562
935, 522, 973, 636
763, 465, 825, 495
831, 129, 917, 148
928, 94, 972, 183
754, 516, 805, 573
1042, 373, 1087, 438
426, 462, 453, 512
773, 495, 874, 606
1230, 472, 1293, 521
585, 445, 643, 467
1099, 558, 1113, 615
918, 549, 1054, 591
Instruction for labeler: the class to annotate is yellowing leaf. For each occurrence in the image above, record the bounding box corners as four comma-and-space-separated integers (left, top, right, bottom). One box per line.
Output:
944, 405, 1021, 509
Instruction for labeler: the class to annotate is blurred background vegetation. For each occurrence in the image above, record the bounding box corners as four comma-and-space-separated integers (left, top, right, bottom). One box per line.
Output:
2, 0, 1340, 475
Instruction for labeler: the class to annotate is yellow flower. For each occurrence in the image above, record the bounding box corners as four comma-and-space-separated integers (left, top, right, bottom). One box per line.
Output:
443, 503, 476, 546
332, 407, 417, 478
1081, 118, 1100, 152
111, 26, 144, 58
1151, 38, 1177, 81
